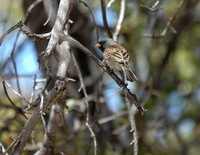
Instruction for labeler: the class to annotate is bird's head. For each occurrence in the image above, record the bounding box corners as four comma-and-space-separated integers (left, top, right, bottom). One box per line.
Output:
95, 38, 117, 52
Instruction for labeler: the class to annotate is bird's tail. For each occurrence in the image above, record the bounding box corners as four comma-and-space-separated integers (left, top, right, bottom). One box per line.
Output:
122, 65, 139, 82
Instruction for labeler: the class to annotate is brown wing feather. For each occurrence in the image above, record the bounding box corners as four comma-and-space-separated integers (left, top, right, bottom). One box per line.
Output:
103, 45, 138, 82
104, 45, 130, 64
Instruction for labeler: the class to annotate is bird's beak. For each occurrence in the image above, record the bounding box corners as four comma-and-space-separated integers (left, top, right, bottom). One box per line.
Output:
95, 43, 101, 48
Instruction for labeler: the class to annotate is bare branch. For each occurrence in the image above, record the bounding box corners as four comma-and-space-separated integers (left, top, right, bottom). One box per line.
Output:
70, 51, 97, 155
100, 0, 113, 38
0, 142, 8, 155
12, 80, 68, 154
107, 0, 116, 8
79, 0, 99, 43
0, 76, 31, 106
24, 0, 43, 24
3, 131, 25, 155
1, 80, 28, 120
125, 96, 138, 155
140, 0, 163, 12
113, 0, 126, 42
42, 0, 73, 86
9, 30, 24, 107
19, 22, 51, 40
30, 75, 37, 104
0, 20, 23, 46
98, 111, 128, 124
43, 0, 55, 26
60, 34, 147, 115
144, 0, 184, 38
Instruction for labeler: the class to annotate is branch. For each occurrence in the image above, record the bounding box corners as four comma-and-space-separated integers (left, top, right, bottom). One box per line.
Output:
125, 96, 138, 155
107, 0, 115, 8
3, 131, 25, 155
79, 0, 99, 43
140, 0, 163, 12
12, 80, 68, 154
144, 0, 184, 38
19, 22, 51, 40
100, 0, 113, 38
24, 0, 43, 24
70, 51, 97, 155
113, 0, 126, 42
0, 76, 31, 106
1, 80, 28, 120
0, 20, 23, 46
4, 29, 24, 109
42, 0, 73, 83
0, 20, 50, 46
60, 34, 147, 115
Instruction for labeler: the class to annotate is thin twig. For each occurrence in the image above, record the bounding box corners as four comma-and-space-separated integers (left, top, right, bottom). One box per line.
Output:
101, 0, 113, 38
1, 78, 28, 120
12, 81, 68, 154
33, 77, 50, 103
3, 131, 25, 155
113, 0, 126, 42
0, 76, 31, 106
140, 4, 163, 12
0, 142, 8, 155
43, 0, 54, 26
143, 0, 184, 38
0, 19, 50, 46
70, 51, 97, 155
19, 22, 51, 40
140, 0, 162, 12
9, 30, 23, 107
24, 0, 43, 24
98, 111, 128, 124
40, 94, 48, 134
125, 97, 138, 155
107, 0, 116, 8
79, 0, 99, 43
0, 20, 23, 46
30, 75, 37, 103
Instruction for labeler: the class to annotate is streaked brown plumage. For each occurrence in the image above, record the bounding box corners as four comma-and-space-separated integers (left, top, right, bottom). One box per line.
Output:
95, 38, 139, 82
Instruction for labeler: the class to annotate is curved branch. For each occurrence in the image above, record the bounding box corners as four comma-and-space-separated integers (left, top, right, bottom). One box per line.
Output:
79, 0, 99, 43
100, 0, 113, 38
60, 34, 147, 115
113, 0, 126, 42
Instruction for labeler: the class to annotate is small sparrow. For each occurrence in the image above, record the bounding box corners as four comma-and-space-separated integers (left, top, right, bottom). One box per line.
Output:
95, 38, 139, 82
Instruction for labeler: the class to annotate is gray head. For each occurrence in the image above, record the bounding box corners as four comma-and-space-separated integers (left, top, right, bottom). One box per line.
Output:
95, 38, 117, 52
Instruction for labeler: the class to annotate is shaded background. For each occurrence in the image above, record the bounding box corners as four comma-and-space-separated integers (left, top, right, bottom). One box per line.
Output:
0, 0, 200, 154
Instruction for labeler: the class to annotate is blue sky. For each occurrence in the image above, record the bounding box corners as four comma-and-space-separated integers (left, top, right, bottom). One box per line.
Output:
0, 29, 40, 96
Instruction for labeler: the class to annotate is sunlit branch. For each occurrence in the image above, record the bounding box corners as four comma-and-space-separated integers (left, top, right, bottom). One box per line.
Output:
113, 0, 126, 42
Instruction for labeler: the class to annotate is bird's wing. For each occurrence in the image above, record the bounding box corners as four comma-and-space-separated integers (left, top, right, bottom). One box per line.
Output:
104, 45, 130, 64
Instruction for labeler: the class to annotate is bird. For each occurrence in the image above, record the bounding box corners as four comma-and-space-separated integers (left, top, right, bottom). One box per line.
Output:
95, 38, 139, 83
